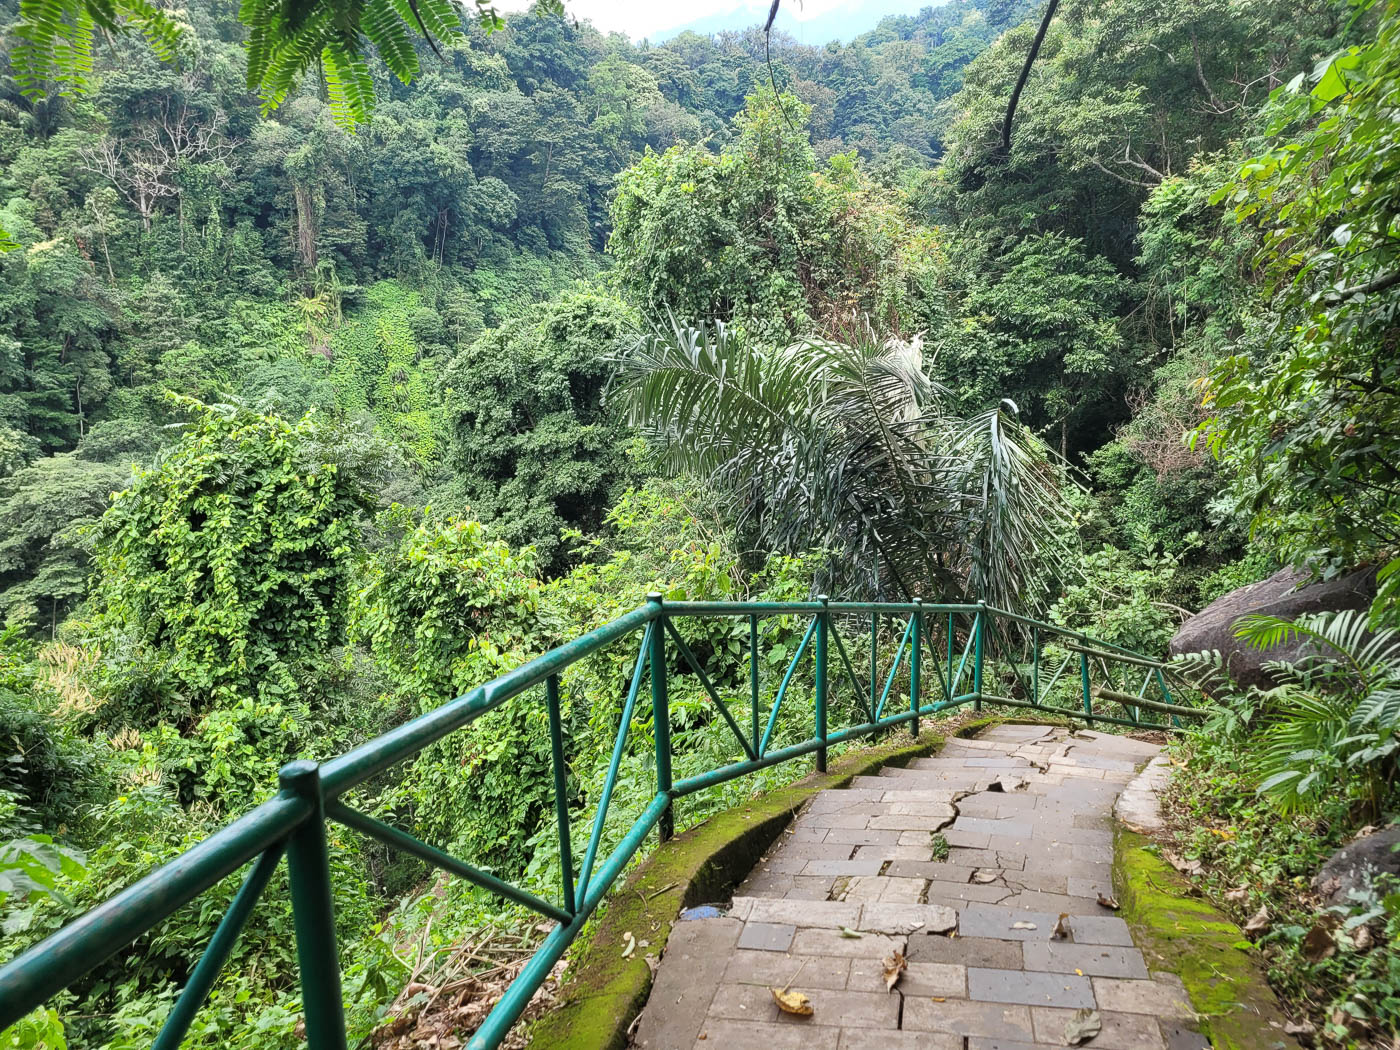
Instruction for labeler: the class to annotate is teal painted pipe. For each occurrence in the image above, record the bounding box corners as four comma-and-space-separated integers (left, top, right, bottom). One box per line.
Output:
1037, 652, 1074, 705
1080, 653, 1093, 716
946, 612, 954, 700
1032, 627, 1039, 706
0, 791, 310, 1032
577, 624, 650, 899
327, 802, 571, 924
876, 615, 914, 720
973, 604, 985, 713
153, 843, 286, 1050
910, 599, 922, 739
749, 614, 759, 748
826, 601, 981, 614
279, 762, 347, 1050
544, 674, 576, 917
649, 595, 674, 842
321, 605, 657, 798
829, 620, 872, 721
815, 596, 829, 772
2, 597, 1198, 1050
664, 618, 755, 760
977, 694, 1185, 732
663, 601, 981, 616
465, 792, 672, 1050
664, 601, 825, 615
672, 698, 981, 798
870, 611, 878, 716
984, 604, 1171, 661
758, 617, 818, 756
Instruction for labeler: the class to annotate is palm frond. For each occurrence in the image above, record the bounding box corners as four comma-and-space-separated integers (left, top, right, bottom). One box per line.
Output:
611, 322, 1080, 612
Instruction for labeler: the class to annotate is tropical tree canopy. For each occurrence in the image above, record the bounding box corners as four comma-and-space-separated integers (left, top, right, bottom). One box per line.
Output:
611, 319, 1079, 613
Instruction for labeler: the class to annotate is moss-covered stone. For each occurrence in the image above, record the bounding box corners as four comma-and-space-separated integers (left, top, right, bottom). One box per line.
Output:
524, 729, 948, 1050
953, 713, 1070, 737
1113, 827, 1299, 1050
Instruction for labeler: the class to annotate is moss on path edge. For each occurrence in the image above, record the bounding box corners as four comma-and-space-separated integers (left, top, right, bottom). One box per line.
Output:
1114, 827, 1299, 1050
523, 726, 955, 1050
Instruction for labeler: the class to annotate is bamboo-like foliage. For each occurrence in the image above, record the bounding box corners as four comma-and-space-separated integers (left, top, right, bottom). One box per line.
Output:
610, 319, 1080, 614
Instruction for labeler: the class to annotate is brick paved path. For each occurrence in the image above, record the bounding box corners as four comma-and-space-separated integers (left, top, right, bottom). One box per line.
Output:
633, 723, 1206, 1050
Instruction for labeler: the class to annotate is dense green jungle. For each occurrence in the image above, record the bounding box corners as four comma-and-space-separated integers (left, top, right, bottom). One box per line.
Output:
1, 0, 1398, 1043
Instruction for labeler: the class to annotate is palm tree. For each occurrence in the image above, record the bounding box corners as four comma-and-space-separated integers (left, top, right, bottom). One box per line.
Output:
609, 318, 1079, 615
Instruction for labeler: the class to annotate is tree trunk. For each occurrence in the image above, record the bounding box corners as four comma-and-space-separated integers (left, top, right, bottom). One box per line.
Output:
293, 181, 318, 271
100, 230, 114, 283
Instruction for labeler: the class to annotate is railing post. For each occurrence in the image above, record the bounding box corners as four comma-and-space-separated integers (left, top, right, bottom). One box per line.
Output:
973, 601, 985, 712
278, 761, 348, 1050
815, 595, 829, 773
946, 611, 954, 700
749, 613, 760, 748
870, 610, 878, 717
545, 674, 576, 916
1080, 652, 1093, 719
910, 598, 922, 739
647, 593, 674, 842
1032, 626, 1040, 707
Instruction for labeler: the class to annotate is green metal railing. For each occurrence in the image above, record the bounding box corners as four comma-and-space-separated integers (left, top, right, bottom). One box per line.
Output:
0, 596, 1203, 1049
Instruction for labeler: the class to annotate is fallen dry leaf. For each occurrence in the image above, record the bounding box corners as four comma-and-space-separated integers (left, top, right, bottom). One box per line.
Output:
1225, 886, 1249, 903
1163, 850, 1203, 876
882, 950, 907, 992
1052, 913, 1070, 940
1243, 905, 1270, 936
972, 869, 1000, 884
771, 987, 814, 1016
1065, 1007, 1102, 1046
620, 931, 636, 959
1352, 925, 1375, 951
1011, 921, 1037, 931
1096, 894, 1119, 911
1301, 923, 1337, 962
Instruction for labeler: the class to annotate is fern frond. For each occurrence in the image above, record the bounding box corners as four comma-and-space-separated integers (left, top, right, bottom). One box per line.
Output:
362, 0, 419, 84
1352, 687, 1400, 729
10, 0, 186, 100
411, 0, 463, 42
122, 0, 183, 61
322, 41, 376, 127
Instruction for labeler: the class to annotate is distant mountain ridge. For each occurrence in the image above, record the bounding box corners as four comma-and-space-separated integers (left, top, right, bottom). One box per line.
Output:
650, 0, 947, 44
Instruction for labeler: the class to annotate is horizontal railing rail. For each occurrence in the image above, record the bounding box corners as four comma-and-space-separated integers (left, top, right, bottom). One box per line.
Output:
0, 597, 1206, 1049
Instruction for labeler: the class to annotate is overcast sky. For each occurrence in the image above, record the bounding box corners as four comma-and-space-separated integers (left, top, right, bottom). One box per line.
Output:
497, 0, 860, 43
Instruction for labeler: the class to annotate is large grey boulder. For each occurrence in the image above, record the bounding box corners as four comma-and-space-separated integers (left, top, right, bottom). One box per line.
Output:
1168, 566, 1376, 689
1312, 826, 1400, 907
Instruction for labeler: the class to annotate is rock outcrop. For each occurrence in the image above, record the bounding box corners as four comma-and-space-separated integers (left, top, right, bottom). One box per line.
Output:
1312, 826, 1400, 907
1168, 566, 1376, 689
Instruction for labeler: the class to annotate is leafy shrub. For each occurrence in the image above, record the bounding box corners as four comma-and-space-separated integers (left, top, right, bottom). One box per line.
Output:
88, 401, 374, 720
1224, 611, 1400, 816
1050, 546, 1181, 655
